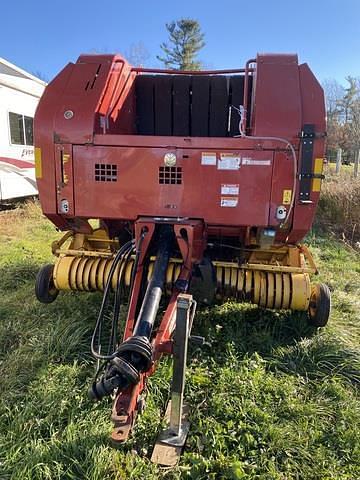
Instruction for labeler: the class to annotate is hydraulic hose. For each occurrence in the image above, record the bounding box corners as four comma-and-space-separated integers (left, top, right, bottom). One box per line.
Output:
90, 239, 135, 361
89, 225, 174, 400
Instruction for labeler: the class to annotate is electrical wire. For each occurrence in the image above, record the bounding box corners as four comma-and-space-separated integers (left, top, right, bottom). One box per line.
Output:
232, 105, 297, 227
128, 230, 146, 297
207, 242, 243, 251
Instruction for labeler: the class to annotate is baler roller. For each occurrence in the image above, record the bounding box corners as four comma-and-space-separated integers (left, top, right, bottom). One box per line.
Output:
52, 254, 311, 311
53, 255, 182, 293
215, 266, 310, 310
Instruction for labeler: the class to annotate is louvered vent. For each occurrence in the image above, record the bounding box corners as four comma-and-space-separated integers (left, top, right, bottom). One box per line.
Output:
95, 163, 117, 182
159, 166, 182, 185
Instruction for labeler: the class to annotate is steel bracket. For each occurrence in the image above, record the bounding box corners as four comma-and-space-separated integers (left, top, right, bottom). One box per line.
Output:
151, 293, 193, 464
298, 124, 315, 201
298, 173, 325, 180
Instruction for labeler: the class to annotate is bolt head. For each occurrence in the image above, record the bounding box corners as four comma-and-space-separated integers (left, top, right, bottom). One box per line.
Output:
64, 110, 74, 120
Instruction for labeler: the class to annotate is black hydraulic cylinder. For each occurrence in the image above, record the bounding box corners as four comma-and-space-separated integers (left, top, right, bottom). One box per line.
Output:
133, 226, 173, 338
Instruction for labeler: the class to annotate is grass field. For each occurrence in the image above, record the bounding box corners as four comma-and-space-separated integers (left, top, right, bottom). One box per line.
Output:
316, 164, 360, 244
0, 201, 359, 479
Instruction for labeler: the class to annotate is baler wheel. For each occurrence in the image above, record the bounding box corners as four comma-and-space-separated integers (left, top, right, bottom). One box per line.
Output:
308, 283, 331, 327
35, 264, 59, 304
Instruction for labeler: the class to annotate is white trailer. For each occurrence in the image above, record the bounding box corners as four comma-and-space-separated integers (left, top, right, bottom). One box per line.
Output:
0, 57, 46, 202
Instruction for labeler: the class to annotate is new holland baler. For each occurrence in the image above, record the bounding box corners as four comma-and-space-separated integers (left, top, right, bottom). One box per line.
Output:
34, 53, 330, 461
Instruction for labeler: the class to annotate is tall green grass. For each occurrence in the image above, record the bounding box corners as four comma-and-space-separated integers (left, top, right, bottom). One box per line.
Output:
0, 201, 359, 479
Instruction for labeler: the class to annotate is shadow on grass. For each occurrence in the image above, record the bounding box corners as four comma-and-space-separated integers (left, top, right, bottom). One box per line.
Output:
0, 260, 39, 290
190, 302, 360, 385
2, 433, 118, 480
0, 279, 102, 397
192, 302, 316, 358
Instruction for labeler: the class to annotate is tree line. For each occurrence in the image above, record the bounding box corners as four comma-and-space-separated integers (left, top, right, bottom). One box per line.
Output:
323, 78, 360, 167
127, 18, 205, 70
126, 17, 360, 175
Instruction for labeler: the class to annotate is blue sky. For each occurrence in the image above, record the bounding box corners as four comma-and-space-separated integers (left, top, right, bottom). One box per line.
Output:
1, 0, 359, 84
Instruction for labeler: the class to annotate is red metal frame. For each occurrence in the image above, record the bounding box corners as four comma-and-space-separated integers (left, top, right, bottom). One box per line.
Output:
243, 58, 256, 134
132, 67, 253, 75
111, 218, 205, 441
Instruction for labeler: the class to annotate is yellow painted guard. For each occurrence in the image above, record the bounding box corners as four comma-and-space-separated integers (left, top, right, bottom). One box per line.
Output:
312, 158, 324, 192
34, 147, 42, 179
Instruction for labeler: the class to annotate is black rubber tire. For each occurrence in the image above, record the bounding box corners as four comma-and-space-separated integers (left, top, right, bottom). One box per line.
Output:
308, 283, 331, 327
35, 264, 59, 304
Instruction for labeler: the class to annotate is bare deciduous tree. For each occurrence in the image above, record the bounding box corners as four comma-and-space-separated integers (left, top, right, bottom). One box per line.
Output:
323, 77, 360, 165
124, 42, 150, 67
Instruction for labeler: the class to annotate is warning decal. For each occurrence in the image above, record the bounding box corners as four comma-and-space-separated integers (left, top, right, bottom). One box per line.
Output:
201, 152, 217, 165
220, 197, 238, 207
282, 189, 292, 205
221, 184, 239, 195
218, 153, 241, 170
242, 158, 271, 166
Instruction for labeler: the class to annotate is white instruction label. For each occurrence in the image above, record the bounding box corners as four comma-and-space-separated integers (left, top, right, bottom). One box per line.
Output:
242, 157, 271, 166
218, 153, 241, 170
201, 152, 217, 165
220, 197, 238, 207
221, 184, 239, 195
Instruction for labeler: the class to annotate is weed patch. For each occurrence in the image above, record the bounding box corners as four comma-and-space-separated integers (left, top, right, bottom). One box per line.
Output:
315, 166, 360, 243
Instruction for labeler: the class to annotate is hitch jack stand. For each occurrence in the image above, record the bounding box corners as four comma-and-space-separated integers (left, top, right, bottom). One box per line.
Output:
151, 294, 192, 466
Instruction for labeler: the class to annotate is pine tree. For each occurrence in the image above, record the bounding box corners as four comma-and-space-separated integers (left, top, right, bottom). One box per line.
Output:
157, 19, 205, 70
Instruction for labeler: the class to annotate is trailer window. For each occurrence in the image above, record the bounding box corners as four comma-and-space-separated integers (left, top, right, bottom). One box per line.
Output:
8, 112, 34, 146
24, 116, 33, 145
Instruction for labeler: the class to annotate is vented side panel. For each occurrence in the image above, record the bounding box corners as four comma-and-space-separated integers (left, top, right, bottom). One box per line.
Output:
209, 76, 229, 137
154, 76, 172, 135
246, 75, 253, 130
134, 74, 249, 137
191, 76, 210, 137
173, 76, 191, 136
136, 75, 155, 135
229, 76, 245, 136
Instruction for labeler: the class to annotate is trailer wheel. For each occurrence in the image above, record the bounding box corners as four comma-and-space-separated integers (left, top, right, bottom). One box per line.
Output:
308, 283, 331, 327
35, 264, 59, 304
